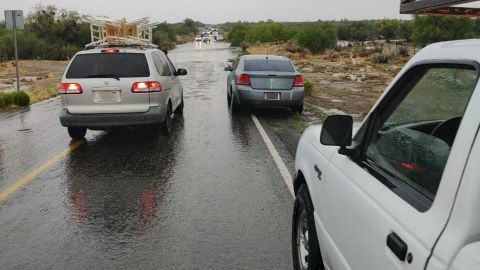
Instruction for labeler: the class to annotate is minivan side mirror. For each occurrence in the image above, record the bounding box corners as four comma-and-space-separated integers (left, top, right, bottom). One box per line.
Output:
320, 115, 353, 149
224, 66, 233, 72
177, 68, 187, 76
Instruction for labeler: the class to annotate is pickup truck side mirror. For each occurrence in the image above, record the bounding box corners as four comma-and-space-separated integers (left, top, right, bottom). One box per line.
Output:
177, 68, 187, 76
224, 66, 233, 72
320, 115, 353, 149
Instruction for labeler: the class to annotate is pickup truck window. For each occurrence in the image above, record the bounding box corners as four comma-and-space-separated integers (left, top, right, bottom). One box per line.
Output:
366, 66, 477, 201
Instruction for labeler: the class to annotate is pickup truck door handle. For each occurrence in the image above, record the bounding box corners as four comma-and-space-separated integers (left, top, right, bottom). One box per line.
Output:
387, 233, 408, 261
314, 164, 322, 181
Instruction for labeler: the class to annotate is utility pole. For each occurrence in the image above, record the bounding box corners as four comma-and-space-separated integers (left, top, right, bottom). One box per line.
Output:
12, 12, 19, 92
4, 10, 24, 92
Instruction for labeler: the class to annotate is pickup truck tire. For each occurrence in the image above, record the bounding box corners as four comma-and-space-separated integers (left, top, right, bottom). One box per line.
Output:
292, 184, 324, 270
68, 127, 87, 140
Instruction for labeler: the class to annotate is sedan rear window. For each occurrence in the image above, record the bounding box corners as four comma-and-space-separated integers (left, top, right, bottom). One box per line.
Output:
244, 59, 295, 72
66, 53, 150, 78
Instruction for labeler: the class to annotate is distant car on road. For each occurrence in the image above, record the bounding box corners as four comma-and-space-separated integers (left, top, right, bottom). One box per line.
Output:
225, 55, 304, 113
195, 36, 202, 42
216, 35, 224, 42
202, 35, 212, 43
59, 47, 187, 139
292, 39, 480, 270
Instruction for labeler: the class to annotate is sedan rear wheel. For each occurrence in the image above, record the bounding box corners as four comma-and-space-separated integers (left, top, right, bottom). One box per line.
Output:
292, 185, 323, 270
230, 91, 241, 113
291, 105, 303, 114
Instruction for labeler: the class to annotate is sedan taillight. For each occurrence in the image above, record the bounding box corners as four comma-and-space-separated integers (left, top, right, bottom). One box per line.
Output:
131, 81, 162, 93
293, 75, 304, 87
59, 83, 83, 94
236, 74, 251, 86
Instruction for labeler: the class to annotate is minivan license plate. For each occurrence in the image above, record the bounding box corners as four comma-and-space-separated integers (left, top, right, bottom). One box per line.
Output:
94, 90, 120, 103
264, 92, 280, 100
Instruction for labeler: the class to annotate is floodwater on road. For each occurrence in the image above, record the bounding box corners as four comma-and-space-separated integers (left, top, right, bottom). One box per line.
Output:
0, 43, 294, 269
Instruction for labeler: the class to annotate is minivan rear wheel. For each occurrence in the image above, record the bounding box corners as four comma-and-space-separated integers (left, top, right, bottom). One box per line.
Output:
161, 105, 173, 136
292, 184, 323, 270
176, 95, 184, 115
68, 127, 87, 140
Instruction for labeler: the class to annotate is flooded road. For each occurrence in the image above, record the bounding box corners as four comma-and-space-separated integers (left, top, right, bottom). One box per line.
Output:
0, 43, 294, 269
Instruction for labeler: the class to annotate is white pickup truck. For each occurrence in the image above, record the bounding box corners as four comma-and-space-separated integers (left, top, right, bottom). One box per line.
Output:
292, 39, 480, 270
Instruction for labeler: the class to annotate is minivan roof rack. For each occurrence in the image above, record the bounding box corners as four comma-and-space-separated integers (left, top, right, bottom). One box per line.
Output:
85, 16, 159, 49
400, 0, 480, 17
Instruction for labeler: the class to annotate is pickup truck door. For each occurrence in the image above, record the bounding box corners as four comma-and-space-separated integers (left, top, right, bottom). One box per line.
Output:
313, 63, 479, 270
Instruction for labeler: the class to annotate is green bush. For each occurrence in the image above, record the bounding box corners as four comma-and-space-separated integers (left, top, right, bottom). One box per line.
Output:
304, 80, 314, 96
245, 23, 293, 44
0, 92, 13, 106
12, 91, 30, 106
297, 23, 337, 54
228, 24, 250, 47
0, 91, 30, 107
412, 15, 477, 47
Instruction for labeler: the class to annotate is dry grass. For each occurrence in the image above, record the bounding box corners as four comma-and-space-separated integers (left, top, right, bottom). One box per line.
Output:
25, 81, 59, 103
0, 60, 67, 107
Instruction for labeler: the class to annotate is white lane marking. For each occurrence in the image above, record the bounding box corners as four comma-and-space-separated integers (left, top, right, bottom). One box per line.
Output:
251, 113, 294, 197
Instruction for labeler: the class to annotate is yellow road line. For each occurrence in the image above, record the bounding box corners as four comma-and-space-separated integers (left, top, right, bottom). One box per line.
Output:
0, 140, 84, 203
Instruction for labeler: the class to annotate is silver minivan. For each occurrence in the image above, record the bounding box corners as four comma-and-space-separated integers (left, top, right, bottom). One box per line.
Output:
59, 47, 187, 139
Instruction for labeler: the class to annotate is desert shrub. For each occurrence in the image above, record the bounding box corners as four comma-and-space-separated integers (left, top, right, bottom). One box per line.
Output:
398, 46, 409, 57
412, 15, 476, 47
285, 39, 304, 54
0, 92, 13, 106
12, 91, 30, 106
245, 23, 293, 44
297, 23, 337, 54
228, 24, 250, 47
0, 91, 30, 107
304, 80, 314, 96
370, 48, 400, 64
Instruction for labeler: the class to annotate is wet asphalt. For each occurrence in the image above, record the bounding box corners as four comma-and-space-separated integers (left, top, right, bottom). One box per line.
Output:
0, 43, 295, 270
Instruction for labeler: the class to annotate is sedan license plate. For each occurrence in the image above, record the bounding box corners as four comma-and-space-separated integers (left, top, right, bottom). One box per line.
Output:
94, 90, 120, 103
264, 92, 280, 101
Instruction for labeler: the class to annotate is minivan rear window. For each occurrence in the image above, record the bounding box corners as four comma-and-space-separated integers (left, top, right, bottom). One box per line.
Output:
66, 53, 150, 78
244, 59, 295, 72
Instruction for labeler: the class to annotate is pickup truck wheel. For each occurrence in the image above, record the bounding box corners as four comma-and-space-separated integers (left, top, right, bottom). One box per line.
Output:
292, 185, 324, 270
161, 105, 173, 136
68, 127, 86, 140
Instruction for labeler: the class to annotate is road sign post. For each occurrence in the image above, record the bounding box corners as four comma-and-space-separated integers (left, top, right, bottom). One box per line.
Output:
4, 10, 24, 92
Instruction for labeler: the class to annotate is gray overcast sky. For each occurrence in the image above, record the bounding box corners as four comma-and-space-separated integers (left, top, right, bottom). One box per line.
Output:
1, 0, 412, 23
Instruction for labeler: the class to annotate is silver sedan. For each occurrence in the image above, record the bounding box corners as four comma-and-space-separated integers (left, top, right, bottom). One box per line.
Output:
225, 55, 305, 113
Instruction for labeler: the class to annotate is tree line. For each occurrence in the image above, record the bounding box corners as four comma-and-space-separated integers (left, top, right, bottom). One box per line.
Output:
0, 5, 200, 61
225, 16, 480, 54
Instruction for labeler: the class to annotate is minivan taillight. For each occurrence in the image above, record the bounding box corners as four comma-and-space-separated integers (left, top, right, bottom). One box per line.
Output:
293, 75, 304, 87
236, 74, 251, 86
59, 83, 83, 94
131, 81, 162, 93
